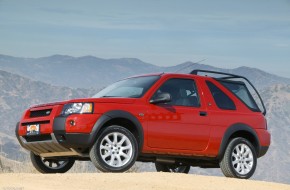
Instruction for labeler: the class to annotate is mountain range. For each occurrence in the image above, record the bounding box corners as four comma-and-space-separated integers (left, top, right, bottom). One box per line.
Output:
0, 54, 290, 184
0, 54, 289, 89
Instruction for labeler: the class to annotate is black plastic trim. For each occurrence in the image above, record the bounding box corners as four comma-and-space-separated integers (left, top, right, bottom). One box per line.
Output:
58, 133, 92, 148
30, 109, 52, 118
52, 110, 144, 152
259, 146, 269, 157
52, 116, 92, 149
53, 116, 66, 132
15, 122, 22, 146
218, 123, 264, 159
15, 122, 19, 137
21, 120, 50, 126
23, 134, 52, 142
51, 114, 110, 149
53, 116, 69, 145
92, 110, 144, 152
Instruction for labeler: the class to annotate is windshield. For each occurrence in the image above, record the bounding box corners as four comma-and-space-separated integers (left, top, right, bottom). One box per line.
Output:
93, 75, 160, 98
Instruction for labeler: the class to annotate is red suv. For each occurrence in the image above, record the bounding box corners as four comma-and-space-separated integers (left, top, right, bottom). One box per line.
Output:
16, 70, 270, 179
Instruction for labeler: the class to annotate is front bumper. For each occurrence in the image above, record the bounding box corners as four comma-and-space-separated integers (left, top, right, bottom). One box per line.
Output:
16, 114, 103, 157
53, 116, 94, 149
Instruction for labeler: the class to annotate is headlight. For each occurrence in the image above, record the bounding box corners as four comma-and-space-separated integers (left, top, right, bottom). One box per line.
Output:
61, 103, 93, 116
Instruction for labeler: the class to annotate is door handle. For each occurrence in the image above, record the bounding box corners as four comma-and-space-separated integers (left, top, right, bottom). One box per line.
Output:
199, 111, 207, 117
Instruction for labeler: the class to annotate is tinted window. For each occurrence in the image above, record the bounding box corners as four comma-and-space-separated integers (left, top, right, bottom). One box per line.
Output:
93, 76, 160, 98
206, 81, 236, 110
219, 80, 260, 112
152, 78, 200, 107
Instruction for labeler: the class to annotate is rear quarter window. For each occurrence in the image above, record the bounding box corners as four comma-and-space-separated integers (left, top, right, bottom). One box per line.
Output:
218, 80, 260, 112
206, 81, 236, 110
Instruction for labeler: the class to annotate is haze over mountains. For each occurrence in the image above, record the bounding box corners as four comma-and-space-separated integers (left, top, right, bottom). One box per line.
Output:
0, 54, 289, 89
0, 54, 290, 184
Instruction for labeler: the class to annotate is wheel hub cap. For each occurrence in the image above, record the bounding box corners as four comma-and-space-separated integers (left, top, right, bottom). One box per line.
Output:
100, 132, 133, 168
231, 143, 254, 175
41, 158, 69, 169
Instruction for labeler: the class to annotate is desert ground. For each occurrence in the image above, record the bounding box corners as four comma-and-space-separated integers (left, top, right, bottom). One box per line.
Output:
0, 173, 289, 190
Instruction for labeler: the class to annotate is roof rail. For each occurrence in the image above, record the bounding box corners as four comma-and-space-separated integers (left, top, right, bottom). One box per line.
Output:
190, 69, 267, 115
190, 69, 243, 79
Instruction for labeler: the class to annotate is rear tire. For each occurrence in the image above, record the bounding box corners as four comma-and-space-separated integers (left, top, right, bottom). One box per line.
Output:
219, 137, 257, 179
155, 162, 190, 173
30, 152, 75, 173
89, 125, 138, 172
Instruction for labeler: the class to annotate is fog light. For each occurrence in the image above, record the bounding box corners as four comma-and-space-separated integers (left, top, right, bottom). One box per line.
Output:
69, 120, 76, 126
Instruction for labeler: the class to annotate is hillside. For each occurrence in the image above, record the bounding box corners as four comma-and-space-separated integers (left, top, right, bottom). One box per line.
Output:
254, 84, 290, 182
0, 54, 289, 89
0, 70, 95, 160
0, 173, 290, 190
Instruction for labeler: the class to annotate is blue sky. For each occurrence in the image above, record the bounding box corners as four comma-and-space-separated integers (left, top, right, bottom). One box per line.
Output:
0, 0, 290, 77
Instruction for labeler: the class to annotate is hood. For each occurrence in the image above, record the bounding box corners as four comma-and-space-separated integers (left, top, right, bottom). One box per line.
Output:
78, 97, 137, 104
30, 97, 137, 109
30, 101, 69, 108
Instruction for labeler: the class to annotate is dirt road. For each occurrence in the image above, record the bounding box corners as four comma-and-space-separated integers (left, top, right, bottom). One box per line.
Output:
0, 173, 289, 190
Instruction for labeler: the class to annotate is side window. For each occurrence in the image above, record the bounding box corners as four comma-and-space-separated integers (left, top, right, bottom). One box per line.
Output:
206, 81, 236, 110
219, 81, 260, 112
152, 78, 200, 107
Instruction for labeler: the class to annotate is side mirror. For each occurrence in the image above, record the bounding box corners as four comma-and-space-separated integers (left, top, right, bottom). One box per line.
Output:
150, 92, 171, 104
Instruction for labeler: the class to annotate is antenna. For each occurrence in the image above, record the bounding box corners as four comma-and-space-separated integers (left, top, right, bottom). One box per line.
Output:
174, 59, 206, 73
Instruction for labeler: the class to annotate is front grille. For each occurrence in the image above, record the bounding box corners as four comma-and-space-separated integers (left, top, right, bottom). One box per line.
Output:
30, 109, 52, 118
23, 134, 52, 142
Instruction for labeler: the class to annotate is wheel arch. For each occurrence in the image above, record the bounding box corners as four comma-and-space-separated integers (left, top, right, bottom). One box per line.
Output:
89, 110, 144, 152
218, 123, 261, 159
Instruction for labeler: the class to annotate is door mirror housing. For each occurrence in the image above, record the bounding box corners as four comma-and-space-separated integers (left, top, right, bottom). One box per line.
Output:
150, 92, 171, 104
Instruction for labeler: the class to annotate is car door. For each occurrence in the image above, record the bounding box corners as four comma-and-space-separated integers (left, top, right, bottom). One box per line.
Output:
147, 77, 210, 151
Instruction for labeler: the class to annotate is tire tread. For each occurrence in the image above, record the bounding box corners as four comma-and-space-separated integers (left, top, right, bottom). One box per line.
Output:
219, 137, 257, 179
30, 152, 75, 173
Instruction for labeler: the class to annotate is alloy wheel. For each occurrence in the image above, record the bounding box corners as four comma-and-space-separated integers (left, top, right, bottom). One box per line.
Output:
231, 143, 254, 175
99, 132, 133, 167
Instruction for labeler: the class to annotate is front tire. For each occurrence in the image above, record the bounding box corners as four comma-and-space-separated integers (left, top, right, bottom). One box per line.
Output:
30, 152, 75, 173
155, 162, 190, 173
89, 125, 138, 172
219, 137, 257, 179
